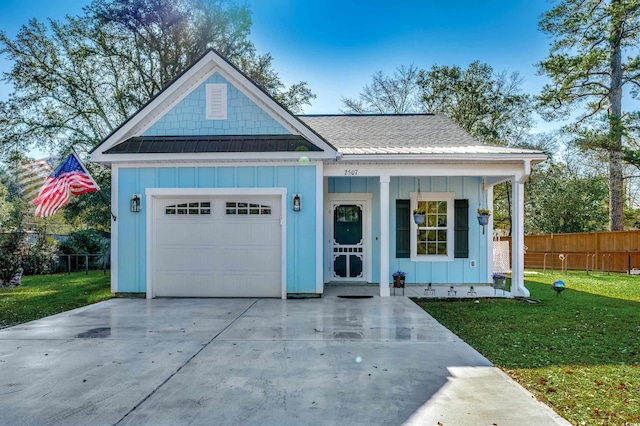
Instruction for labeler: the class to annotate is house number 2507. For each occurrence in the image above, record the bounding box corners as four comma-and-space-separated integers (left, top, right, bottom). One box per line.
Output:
344, 169, 358, 176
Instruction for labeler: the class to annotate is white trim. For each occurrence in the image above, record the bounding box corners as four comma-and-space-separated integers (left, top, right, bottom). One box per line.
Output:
325, 193, 373, 283
486, 186, 494, 283
511, 179, 529, 297
205, 83, 227, 120
323, 177, 330, 284
105, 160, 322, 168
95, 151, 331, 165
483, 176, 512, 188
323, 161, 537, 177
519, 160, 532, 184
145, 187, 287, 299
145, 191, 153, 299
379, 176, 391, 297
335, 153, 547, 163
314, 161, 324, 294
111, 164, 119, 293
410, 191, 455, 262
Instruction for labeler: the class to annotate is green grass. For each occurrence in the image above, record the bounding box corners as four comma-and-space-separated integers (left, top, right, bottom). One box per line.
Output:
414, 271, 640, 426
0, 271, 113, 328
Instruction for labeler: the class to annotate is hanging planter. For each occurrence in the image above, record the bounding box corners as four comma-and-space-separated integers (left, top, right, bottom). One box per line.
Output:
413, 179, 425, 224
477, 209, 491, 234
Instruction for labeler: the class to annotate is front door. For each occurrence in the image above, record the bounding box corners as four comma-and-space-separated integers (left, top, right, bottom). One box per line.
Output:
331, 203, 364, 280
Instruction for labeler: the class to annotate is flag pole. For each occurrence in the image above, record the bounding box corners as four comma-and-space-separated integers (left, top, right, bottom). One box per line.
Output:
71, 147, 117, 222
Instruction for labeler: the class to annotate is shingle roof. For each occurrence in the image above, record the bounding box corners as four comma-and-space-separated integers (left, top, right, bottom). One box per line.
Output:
298, 114, 541, 155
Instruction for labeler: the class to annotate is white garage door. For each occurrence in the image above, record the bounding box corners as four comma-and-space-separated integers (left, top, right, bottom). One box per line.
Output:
153, 195, 282, 297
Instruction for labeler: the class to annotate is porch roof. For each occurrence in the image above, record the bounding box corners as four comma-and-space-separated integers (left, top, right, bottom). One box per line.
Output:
298, 114, 543, 156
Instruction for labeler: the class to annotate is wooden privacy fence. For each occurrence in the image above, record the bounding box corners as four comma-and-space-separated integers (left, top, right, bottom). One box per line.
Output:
501, 230, 640, 273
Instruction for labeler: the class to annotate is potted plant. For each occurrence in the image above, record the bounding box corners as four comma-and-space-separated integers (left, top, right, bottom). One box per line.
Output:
477, 208, 491, 226
492, 273, 506, 289
413, 207, 426, 224
392, 270, 406, 288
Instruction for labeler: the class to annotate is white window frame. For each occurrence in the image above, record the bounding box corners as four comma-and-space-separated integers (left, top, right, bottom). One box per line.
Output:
410, 192, 455, 262
205, 83, 227, 120
164, 201, 212, 216
225, 201, 272, 216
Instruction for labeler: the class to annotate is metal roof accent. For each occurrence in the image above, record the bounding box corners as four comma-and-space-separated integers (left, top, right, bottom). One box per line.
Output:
103, 135, 323, 154
337, 146, 543, 155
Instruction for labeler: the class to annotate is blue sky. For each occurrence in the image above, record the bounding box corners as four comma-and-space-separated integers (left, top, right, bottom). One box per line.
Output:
1, 0, 556, 128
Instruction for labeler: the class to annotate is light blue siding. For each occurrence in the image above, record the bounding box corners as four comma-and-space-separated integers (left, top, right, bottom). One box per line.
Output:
117, 165, 318, 295
142, 73, 290, 136
329, 176, 487, 284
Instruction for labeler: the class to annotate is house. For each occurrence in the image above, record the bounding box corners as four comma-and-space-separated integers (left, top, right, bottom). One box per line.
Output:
90, 49, 546, 299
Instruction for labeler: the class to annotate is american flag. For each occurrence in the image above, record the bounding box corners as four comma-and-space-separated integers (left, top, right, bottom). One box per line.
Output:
33, 153, 100, 217
9, 159, 53, 202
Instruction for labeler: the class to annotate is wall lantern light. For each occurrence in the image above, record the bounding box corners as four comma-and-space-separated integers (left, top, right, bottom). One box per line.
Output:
130, 194, 141, 213
292, 194, 301, 212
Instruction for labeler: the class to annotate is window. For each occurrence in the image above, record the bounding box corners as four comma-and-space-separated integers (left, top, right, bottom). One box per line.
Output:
410, 192, 454, 261
336, 205, 360, 223
206, 84, 227, 120
225, 202, 271, 215
165, 201, 211, 215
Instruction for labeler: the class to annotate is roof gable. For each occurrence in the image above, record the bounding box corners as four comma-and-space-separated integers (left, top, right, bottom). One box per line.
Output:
91, 49, 336, 164
142, 72, 291, 137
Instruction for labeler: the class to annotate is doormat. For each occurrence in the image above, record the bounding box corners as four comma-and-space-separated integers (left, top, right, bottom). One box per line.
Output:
337, 295, 373, 299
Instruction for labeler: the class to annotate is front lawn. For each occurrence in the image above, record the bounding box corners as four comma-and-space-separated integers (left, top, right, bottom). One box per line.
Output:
0, 271, 113, 328
414, 271, 640, 426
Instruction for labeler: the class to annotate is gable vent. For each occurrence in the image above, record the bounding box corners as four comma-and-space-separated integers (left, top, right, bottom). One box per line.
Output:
206, 84, 227, 120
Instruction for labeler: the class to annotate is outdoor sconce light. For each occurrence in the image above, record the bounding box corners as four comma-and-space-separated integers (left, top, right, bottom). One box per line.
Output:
130, 194, 141, 213
292, 194, 301, 212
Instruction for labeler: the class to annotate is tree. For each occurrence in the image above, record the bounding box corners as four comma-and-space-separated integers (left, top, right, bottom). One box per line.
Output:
418, 61, 534, 146
0, 0, 316, 157
0, 197, 29, 283
0, 181, 10, 228
418, 62, 534, 235
341, 64, 420, 113
537, 0, 640, 231
525, 162, 609, 234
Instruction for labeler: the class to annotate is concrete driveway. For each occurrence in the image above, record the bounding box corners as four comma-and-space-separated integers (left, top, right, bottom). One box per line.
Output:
0, 290, 569, 426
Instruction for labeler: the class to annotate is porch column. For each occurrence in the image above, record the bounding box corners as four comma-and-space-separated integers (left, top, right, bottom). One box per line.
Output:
380, 176, 390, 297
511, 177, 529, 297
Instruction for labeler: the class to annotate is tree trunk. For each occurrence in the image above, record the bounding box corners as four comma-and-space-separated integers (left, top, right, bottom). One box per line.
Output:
505, 181, 512, 236
610, 149, 624, 230
609, 0, 624, 231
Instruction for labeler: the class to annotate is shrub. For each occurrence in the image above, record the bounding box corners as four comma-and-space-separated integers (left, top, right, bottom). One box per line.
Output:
59, 229, 106, 255
24, 234, 58, 275
59, 229, 108, 270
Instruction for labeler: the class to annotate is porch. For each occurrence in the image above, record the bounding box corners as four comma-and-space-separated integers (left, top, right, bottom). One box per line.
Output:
323, 167, 532, 298
324, 283, 512, 298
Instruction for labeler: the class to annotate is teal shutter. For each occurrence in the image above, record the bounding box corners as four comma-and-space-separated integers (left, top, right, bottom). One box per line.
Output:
454, 199, 469, 258
396, 199, 410, 258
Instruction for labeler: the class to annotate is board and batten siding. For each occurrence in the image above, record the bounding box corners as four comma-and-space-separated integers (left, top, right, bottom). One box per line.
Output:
117, 164, 317, 294
328, 176, 488, 284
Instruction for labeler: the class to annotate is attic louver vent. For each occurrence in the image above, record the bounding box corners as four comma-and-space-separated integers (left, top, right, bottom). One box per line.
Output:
206, 84, 227, 120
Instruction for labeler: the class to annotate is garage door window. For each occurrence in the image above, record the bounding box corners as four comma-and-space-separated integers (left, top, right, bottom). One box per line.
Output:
165, 202, 211, 215
226, 202, 271, 215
